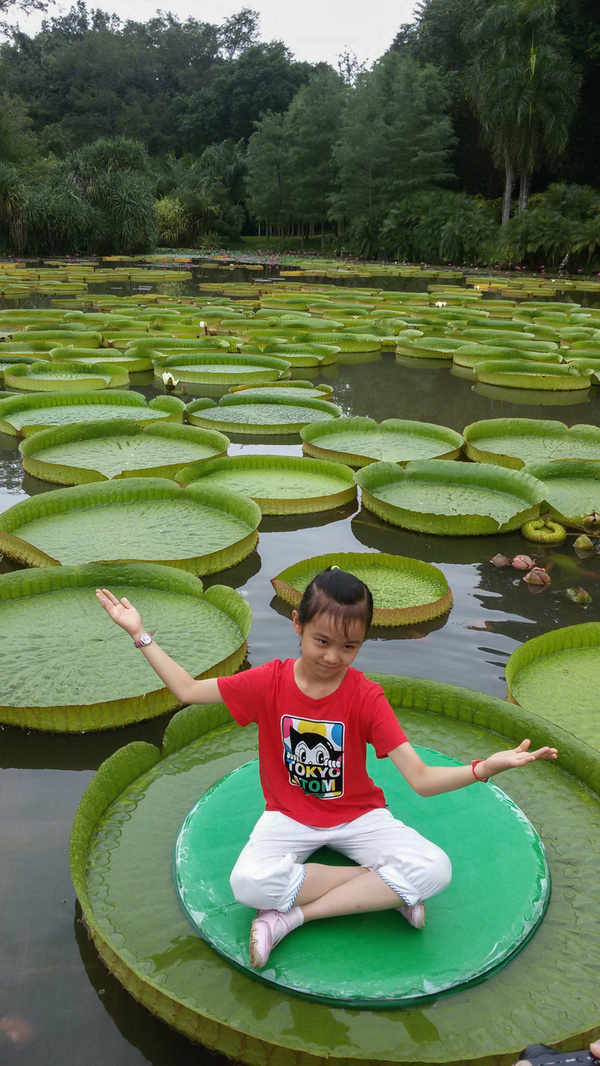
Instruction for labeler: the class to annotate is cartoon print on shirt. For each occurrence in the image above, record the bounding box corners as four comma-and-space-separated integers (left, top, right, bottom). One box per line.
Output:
281, 716, 344, 798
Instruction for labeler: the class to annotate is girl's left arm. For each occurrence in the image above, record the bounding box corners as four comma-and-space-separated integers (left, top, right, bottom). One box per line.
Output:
388, 738, 558, 797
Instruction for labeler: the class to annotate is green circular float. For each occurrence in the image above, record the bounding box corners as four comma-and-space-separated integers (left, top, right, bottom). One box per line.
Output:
174, 752, 548, 1007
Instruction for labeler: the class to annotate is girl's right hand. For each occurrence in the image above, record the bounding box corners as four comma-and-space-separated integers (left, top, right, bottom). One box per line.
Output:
96, 588, 144, 639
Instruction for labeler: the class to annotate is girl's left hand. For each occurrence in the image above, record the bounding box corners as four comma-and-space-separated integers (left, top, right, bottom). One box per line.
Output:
482, 739, 558, 778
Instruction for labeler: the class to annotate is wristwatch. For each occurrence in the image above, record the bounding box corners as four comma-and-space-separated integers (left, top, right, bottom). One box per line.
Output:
133, 632, 154, 648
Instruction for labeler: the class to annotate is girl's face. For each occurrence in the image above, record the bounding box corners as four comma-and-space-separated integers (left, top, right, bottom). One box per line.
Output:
292, 609, 366, 685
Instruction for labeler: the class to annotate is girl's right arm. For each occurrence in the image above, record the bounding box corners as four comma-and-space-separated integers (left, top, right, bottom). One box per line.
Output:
95, 588, 226, 707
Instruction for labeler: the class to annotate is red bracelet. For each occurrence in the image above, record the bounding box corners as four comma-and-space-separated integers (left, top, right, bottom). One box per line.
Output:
471, 759, 488, 782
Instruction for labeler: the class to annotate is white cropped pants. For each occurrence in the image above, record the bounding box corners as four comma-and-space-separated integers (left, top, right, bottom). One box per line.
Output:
230, 807, 452, 912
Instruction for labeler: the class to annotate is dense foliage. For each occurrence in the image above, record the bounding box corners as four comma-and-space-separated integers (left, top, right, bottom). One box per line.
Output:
0, 0, 599, 265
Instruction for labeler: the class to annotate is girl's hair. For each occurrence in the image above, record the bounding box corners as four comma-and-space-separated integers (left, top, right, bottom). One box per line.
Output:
296, 567, 373, 637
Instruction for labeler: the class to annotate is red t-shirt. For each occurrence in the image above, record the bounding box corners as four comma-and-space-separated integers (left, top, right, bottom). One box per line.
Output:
217, 659, 408, 828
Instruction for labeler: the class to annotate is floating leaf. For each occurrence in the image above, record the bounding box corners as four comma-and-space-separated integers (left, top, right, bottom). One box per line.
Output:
0, 478, 260, 574
185, 393, 341, 435
271, 551, 452, 625
506, 622, 600, 751
0, 562, 250, 731
355, 460, 545, 535
20, 419, 229, 484
302, 416, 463, 467
473, 360, 590, 391
463, 418, 600, 468
176, 454, 356, 515
3, 359, 129, 391
0, 390, 184, 437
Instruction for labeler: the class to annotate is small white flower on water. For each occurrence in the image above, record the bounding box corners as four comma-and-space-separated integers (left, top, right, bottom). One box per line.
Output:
162, 372, 179, 387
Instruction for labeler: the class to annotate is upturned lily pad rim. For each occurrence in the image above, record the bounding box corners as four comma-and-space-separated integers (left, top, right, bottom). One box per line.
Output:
473, 360, 591, 390
355, 459, 545, 536
69, 673, 600, 1066
301, 416, 465, 468
19, 418, 230, 484
521, 460, 600, 524
175, 454, 356, 514
0, 562, 251, 731
0, 477, 261, 572
0, 390, 184, 437
185, 394, 342, 435
271, 551, 452, 625
3, 358, 129, 388
506, 622, 600, 708
463, 418, 600, 469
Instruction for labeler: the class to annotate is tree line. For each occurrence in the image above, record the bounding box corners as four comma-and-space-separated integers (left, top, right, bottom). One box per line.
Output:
1, 0, 600, 267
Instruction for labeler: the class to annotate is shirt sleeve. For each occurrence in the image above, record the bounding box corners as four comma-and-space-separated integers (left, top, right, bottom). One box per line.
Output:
217, 660, 277, 726
366, 684, 409, 757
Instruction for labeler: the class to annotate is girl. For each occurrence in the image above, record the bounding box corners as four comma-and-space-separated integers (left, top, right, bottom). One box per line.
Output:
96, 567, 557, 970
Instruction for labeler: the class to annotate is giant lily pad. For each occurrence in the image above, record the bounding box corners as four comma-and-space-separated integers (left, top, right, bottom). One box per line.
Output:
176, 454, 356, 514
152, 353, 291, 385
354, 459, 545, 535
185, 394, 341, 435
0, 391, 184, 437
271, 552, 452, 624
463, 419, 600, 468
20, 419, 229, 484
259, 343, 340, 366
473, 360, 590, 390
230, 381, 334, 401
301, 417, 464, 467
520, 460, 600, 525
3, 359, 129, 391
506, 623, 600, 751
69, 675, 600, 1064
395, 337, 467, 360
50, 346, 154, 372
0, 562, 250, 731
0, 478, 260, 573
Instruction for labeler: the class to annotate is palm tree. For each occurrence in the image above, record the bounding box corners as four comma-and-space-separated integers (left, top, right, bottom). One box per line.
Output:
465, 1, 578, 224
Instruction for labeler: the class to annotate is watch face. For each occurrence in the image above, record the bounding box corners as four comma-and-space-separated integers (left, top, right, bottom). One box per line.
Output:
139, 633, 153, 646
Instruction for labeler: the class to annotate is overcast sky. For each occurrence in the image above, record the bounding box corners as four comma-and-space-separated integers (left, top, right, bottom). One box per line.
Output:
10, 0, 420, 67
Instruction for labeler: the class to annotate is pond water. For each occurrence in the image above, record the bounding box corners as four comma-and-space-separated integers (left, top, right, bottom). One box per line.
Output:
1, 267, 600, 1065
